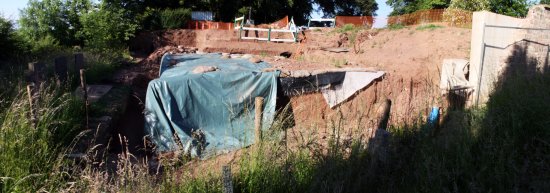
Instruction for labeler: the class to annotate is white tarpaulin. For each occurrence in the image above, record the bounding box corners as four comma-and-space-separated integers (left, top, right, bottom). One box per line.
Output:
321, 71, 385, 108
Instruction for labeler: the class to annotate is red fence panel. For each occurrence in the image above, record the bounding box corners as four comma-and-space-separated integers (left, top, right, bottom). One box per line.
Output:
187, 21, 234, 30
335, 16, 375, 28
387, 9, 447, 26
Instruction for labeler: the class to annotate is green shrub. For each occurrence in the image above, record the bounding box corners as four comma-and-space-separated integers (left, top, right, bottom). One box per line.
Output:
79, 6, 138, 52
334, 24, 363, 34
160, 8, 191, 29
0, 16, 28, 62
387, 23, 406, 30
415, 24, 444, 31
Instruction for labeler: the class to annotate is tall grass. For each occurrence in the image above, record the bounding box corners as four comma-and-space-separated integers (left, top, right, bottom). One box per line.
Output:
83, 70, 549, 192
1, 48, 549, 192
0, 82, 84, 192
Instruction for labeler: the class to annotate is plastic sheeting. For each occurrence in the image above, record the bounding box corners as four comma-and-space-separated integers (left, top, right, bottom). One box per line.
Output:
439, 59, 470, 94
145, 53, 279, 158
321, 71, 385, 108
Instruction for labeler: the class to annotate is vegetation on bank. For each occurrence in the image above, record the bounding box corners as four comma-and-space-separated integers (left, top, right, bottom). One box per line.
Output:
1, 1, 549, 192
387, 0, 544, 17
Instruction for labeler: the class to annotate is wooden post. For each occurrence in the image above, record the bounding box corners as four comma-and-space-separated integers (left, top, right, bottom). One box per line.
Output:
377, 99, 392, 130
80, 69, 89, 129
268, 28, 272, 42
26, 85, 37, 129
239, 26, 243, 41
222, 165, 233, 193
254, 97, 264, 143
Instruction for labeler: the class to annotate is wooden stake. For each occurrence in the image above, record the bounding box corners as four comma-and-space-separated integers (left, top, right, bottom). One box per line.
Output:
222, 165, 233, 193
26, 85, 37, 129
80, 69, 89, 129
377, 99, 392, 130
254, 97, 264, 143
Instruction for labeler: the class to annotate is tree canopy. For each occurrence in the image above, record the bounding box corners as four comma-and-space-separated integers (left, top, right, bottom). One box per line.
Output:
316, 0, 379, 17
386, 0, 451, 16
387, 0, 535, 17
19, 0, 91, 46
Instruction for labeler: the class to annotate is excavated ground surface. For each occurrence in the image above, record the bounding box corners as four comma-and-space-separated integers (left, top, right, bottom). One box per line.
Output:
113, 23, 472, 174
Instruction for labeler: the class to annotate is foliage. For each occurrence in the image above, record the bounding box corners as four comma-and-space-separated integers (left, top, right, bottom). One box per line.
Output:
103, 0, 377, 26
160, 8, 192, 29
388, 0, 533, 18
541, 0, 550, 4
415, 23, 444, 30
387, 0, 451, 15
19, 0, 92, 47
0, 16, 28, 63
448, 0, 491, 11
316, 0, 379, 17
490, 0, 531, 17
442, 8, 474, 27
387, 23, 406, 30
78, 4, 139, 52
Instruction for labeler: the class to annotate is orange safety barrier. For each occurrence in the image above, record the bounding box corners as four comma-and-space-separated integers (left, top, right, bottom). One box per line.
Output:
187, 20, 234, 30
268, 16, 289, 29
387, 9, 445, 26
335, 16, 375, 27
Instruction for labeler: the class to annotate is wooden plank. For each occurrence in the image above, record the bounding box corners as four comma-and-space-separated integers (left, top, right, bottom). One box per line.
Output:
242, 27, 270, 32
270, 38, 295, 42
241, 37, 269, 41
280, 67, 381, 78
270, 29, 294, 33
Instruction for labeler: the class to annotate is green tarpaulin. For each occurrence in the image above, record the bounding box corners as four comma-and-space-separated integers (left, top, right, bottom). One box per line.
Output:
145, 53, 280, 158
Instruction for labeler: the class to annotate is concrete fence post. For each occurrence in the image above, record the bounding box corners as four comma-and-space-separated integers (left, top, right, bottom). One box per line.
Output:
75, 53, 85, 72
54, 56, 68, 84
28, 62, 45, 83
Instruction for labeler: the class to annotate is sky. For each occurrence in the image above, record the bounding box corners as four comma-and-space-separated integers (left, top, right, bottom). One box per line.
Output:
0, 0, 28, 21
0, 0, 392, 27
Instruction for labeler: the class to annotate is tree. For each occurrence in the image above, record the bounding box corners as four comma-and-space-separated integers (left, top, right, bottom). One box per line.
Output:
78, 2, 139, 52
448, 0, 491, 11
317, 0, 378, 17
0, 16, 18, 61
541, 0, 550, 4
490, 0, 531, 17
387, 0, 450, 15
19, 0, 91, 46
